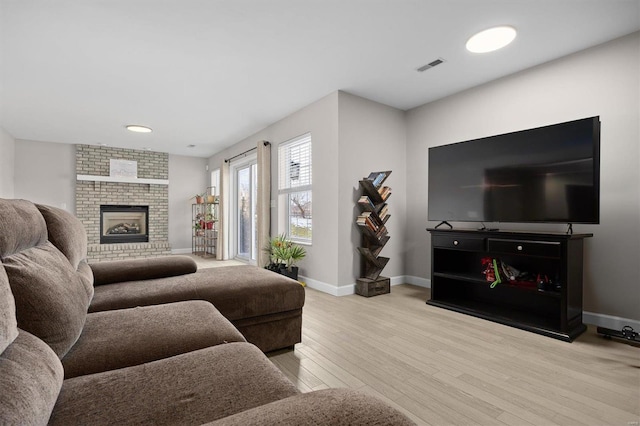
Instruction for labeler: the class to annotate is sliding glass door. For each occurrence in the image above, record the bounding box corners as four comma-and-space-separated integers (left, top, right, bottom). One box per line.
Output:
232, 156, 258, 263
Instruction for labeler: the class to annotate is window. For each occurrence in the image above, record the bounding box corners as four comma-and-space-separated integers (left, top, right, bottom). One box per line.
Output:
211, 169, 220, 196
279, 133, 312, 243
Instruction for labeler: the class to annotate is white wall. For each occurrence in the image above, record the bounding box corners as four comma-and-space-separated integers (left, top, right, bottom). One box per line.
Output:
209, 92, 341, 290
406, 33, 640, 321
168, 154, 208, 252
14, 139, 75, 210
337, 92, 407, 287
0, 127, 16, 198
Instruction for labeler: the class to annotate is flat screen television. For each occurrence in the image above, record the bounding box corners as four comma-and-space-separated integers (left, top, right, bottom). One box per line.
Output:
428, 116, 600, 224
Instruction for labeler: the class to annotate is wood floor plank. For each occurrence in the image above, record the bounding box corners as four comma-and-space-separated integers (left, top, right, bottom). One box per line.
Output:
268, 285, 640, 426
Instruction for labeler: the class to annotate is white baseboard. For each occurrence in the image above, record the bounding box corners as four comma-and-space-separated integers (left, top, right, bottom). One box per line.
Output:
171, 248, 192, 254
300, 276, 343, 296
301, 275, 426, 296
583, 311, 640, 330
400, 275, 431, 288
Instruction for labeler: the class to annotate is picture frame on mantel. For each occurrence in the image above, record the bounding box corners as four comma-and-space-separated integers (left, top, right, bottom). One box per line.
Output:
110, 159, 138, 178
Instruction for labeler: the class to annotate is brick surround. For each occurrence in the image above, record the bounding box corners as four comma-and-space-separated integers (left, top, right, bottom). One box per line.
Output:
76, 145, 171, 262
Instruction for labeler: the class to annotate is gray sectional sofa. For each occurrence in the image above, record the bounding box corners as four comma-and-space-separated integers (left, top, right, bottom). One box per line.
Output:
0, 198, 415, 425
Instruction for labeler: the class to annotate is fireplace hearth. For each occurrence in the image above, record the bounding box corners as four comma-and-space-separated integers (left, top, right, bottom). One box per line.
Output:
100, 205, 149, 244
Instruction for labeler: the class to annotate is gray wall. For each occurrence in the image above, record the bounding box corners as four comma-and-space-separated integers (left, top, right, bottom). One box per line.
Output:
12, 140, 207, 252
14, 139, 76, 210
209, 91, 409, 294
168, 154, 209, 252
337, 92, 407, 286
0, 127, 16, 198
405, 33, 640, 321
209, 92, 340, 289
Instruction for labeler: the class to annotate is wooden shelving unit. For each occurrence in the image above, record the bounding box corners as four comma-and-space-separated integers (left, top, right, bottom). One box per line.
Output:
355, 171, 392, 297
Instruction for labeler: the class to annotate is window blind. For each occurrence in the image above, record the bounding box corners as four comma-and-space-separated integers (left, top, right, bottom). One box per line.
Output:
278, 133, 312, 193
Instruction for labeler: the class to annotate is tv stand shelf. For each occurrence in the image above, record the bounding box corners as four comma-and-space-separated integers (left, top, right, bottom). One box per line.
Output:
426, 228, 592, 341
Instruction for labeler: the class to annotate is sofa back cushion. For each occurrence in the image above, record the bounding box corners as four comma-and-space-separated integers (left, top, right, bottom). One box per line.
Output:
0, 199, 48, 258
36, 204, 88, 271
0, 199, 92, 358
0, 329, 64, 425
0, 266, 18, 354
3, 242, 92, 358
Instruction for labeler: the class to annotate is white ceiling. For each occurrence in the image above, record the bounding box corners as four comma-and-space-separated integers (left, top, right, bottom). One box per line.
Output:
1, 1, 639, 158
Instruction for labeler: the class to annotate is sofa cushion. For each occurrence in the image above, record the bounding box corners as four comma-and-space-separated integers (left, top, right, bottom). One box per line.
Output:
0, 266, 18, 354
90, 265, 305, 321
0, 199, 48, 258
207, 388, 416, 426
50, 342, 300, 425
62, 300, 246, 378
36, 204, 88, 271
0, 330, 64, 425
77, 260, 95, 299
90, 255, 198, 286
3, 241, 92, 358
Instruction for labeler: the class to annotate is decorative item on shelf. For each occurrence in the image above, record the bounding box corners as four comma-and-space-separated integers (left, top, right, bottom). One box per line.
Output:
206, 186, 217, 204
193, 222, 205, 237
205, 212, 215, 229
194, 193, 205, 204
264, 234, 306, 281
355, 171, 392, 297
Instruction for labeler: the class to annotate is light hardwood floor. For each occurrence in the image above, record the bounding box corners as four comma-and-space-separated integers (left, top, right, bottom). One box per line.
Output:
268, 284, 640, 426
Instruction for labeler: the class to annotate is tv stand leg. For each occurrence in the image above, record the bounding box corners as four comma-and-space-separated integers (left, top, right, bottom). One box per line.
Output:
434, 221, 453, 230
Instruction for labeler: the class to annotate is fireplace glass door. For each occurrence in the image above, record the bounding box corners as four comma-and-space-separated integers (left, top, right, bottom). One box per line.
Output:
100, 205, 149, 244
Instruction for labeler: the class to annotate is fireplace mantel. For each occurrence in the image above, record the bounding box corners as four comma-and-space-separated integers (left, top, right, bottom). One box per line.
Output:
77, 174, 169, 185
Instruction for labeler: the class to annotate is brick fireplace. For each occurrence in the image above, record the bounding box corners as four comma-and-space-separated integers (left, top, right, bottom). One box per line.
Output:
76, 145, 171, 262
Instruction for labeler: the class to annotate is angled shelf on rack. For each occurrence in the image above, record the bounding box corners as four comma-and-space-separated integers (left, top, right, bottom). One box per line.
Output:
355, 171, 392, 297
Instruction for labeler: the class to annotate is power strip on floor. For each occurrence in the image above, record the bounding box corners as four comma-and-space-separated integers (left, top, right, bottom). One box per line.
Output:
597, 325, 640, 346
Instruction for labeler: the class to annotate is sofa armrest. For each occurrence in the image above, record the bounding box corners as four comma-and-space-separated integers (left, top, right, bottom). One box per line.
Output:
206, 388, 416, 426
90, 256, 197, 286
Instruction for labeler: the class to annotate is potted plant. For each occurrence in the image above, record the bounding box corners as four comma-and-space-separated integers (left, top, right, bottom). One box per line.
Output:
264, 234, 306, 281
193, 193, 205, 204
193, 222, 204, 236
205, 213, 215, 229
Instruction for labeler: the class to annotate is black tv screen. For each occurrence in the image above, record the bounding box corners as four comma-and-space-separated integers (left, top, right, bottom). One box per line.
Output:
428, 116, 600, 224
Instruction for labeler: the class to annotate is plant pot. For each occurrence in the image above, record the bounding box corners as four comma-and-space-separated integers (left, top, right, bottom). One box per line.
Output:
207, 195, 215, 203
205, 221, 214, 230
266, 263, 299, 281
278, 265, 299, 281
195, 196, 204, 204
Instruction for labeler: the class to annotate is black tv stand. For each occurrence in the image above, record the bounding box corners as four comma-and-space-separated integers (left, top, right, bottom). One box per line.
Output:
426, 228, 592, 342
434, 221, 453, 229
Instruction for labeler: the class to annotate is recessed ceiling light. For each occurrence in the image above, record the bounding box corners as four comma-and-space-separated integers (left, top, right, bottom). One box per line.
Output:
466, 26, 517, 53
126, 124, 152, 133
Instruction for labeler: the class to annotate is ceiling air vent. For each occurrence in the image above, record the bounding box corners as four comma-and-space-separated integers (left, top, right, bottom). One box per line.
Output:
417, 58, 445, 72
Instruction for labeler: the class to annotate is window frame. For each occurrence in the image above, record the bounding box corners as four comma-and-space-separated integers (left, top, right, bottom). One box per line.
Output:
278, 133, 312, 244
